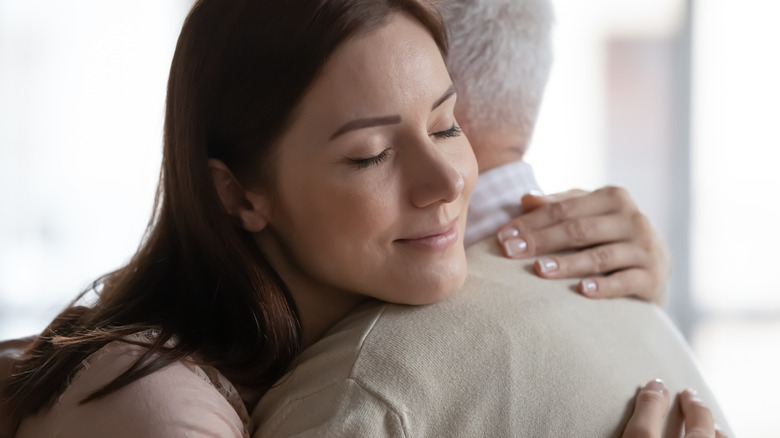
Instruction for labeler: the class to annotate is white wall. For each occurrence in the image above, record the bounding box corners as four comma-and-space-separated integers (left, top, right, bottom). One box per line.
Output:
0, 0, 190, 336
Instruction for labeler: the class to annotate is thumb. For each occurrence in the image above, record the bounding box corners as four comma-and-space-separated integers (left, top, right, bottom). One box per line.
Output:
521, 188, 590, 212
520, 192, 551, 212
622, 379, 671, 438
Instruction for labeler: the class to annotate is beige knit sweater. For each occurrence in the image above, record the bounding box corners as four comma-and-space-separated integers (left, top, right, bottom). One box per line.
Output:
252, 238, 731, 437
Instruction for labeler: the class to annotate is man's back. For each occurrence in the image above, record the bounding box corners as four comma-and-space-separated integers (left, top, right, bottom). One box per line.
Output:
252, 239, 731, 437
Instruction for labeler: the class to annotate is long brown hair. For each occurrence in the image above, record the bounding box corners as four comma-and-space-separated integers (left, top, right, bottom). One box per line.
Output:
5, 0, 447, 420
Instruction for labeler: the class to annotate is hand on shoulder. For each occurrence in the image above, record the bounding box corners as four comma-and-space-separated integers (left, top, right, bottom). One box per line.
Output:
623, 379, 727, 438
496, 186, 669, 305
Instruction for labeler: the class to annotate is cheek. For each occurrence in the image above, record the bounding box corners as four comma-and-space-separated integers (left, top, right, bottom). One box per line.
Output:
283, 177, 396, 241
274, 167, 400, 274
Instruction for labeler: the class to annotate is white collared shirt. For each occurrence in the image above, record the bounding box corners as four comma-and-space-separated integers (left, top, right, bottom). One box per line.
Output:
464, 160, 542, 247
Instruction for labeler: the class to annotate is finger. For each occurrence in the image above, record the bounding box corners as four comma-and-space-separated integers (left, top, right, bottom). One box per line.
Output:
622, 379, 670, 438
580, 269, 665, 305
533, 243, 647, 279
680, 389, 716, 438
520, 189, 589, 213
498, 186, 638, 241
520, 193, 551, 212
580, 268, 657, 301
715, 430, 727, 438
502, 214, 635, 258
544, 188, 589, 203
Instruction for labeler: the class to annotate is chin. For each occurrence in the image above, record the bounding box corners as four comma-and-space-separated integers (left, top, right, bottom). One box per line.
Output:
395, 256, 468, 306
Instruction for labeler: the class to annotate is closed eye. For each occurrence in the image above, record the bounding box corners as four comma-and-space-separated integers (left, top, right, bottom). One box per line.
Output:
432, 124, 462, 139
350, 149, 390, 169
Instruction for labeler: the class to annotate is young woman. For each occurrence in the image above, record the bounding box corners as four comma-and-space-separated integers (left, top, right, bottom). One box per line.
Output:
2, 1, 719, 437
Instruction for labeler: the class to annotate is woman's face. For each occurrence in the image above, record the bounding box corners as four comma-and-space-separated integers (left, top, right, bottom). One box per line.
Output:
257, 13, 477, 305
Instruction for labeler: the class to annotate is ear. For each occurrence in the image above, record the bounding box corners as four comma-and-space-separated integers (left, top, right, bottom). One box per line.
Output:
208, 159, 271, 232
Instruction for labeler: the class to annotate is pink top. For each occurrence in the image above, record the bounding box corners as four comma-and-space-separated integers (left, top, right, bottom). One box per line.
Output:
16, 331, 251, 438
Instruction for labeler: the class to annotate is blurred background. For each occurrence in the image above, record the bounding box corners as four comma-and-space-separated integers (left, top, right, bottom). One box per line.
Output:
0, 0, 777, 436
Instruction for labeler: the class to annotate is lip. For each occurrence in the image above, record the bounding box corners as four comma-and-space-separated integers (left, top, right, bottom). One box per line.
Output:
396, 218, 460, 251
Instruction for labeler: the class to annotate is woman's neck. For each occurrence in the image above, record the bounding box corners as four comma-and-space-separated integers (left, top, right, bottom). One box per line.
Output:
293, 285, 369, 349
255, 230, 368, 350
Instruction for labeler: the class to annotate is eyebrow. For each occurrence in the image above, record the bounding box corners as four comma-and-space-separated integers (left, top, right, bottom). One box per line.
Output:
430, 85, 456, 111
329, 115, 401, 140
328, 85, 457, 141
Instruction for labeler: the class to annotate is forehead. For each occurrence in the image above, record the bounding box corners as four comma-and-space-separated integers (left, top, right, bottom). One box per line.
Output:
299, 13, 451, 123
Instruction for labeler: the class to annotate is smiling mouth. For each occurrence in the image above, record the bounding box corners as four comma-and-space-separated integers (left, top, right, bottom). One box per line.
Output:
396, 219, 460, 251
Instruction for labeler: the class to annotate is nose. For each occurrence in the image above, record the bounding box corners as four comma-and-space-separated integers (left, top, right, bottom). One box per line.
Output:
408, 141, 466, 209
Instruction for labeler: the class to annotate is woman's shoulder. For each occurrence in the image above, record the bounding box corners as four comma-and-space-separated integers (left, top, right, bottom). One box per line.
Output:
16, 330, 250, 438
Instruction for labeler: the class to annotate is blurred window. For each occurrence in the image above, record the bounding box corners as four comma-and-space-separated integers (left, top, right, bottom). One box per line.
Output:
0, 0, 190, 335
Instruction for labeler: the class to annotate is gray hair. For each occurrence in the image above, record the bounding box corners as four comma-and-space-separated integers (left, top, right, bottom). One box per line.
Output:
440, 0, 555, 143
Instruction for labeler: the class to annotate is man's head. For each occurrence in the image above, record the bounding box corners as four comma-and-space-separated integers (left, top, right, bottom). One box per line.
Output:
441, 0, 555, 172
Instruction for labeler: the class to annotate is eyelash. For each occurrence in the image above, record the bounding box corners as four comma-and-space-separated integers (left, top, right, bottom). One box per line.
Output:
351, 149, 390, 169
433, 124, 462, 139
349, 124, 462, 170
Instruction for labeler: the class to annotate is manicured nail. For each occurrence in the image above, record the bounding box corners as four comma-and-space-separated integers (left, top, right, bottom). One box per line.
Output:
644, 379, 665, 393
580, 279, 598, 295
683, 388, 704, 403
537, 258, 558, 273
498, 227, 519, 242
503, 238, 527, 257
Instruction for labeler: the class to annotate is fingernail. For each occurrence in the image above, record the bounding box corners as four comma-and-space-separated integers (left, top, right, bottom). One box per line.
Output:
644, 379, 665, 393
503, 238, 527, 257
537, 258, 558, 273
528, 190, 545, 197
580, 279, 598, 295
498, 227, 519, 242
683, 388, 704, 403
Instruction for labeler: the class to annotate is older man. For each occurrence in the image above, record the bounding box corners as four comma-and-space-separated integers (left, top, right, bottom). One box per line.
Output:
250, 0, 731, 436
452, 0, 668, 306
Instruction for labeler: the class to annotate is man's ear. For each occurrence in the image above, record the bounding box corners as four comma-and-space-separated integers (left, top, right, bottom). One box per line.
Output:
208, 159, 270, 232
